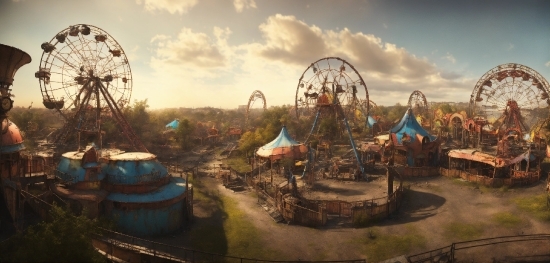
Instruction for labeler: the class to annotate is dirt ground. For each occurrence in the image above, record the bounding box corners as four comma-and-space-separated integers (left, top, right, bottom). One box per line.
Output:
152, 148, 550, 262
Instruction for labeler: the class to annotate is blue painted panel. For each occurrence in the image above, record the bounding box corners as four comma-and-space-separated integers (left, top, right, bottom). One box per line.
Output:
103, 159, 168, 185
106, 177, 186, 203
109, 200, 184, 236
0, 143, 24, 153
367, 115, 377, 128
56, 156, 105, 183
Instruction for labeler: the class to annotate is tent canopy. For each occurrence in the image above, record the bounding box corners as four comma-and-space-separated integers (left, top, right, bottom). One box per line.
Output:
390, 108, 436, 145
165, 119, 179, 130
256, 126, 308, 160
367, 115, 377, 128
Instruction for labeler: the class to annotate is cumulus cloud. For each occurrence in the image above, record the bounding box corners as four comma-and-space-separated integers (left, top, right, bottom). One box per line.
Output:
233, 0, 257, 13
136, 0, 198, 14
256, 14, 327, 64
151, 27, 227, 69
545, 61, 550, 67
507, 43, 514, 51
146, 14, 471, 108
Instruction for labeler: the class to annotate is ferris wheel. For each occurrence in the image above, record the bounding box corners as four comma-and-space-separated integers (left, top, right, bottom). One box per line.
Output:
469, 63, 550, 130
294, 57, 369, 126
35, 24, 146, 151
407, 90, 429, 116
36, 24, 132, 116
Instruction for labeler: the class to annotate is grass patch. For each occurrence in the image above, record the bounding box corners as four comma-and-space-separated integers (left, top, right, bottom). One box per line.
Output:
188, 180, 281, 260
444, 222, 484, 241
514, 194, 550, 222
498, 185, 509, 192
491, 212, 522, 228
223, 156, 251, 173
352, 225, 427, 262
451, 178, 474, 187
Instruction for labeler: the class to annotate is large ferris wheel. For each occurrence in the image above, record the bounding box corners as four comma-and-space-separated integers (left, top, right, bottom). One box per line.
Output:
469, 63, 550, 134
35, 24, 146, 151
294, 57, 369, 126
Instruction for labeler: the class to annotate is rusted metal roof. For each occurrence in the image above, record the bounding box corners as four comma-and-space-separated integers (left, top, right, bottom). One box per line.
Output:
107, 152, 156, 161
51, 184, 108, 202
448, 149, 531, 167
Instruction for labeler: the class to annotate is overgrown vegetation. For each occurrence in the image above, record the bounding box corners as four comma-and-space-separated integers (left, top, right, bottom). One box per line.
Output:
0, 204, 112, 262
514, 194, 550, 222
443, 222, 485, 241
188, 178, 281, 260
352, 225, 427, 262
491, 212, 523, 228
223, 156, 251, 174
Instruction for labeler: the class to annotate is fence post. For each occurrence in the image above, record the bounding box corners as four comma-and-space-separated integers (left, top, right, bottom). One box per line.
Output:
451, 243, 455, 263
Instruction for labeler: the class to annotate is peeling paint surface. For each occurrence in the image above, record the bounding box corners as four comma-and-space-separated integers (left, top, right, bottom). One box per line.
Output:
108, 200, 184, 236
106, 177, 186, 203
56, 151, 105, 183
0, 120, 25, 153
103, 153, 168, 185
106, 177, 187, 236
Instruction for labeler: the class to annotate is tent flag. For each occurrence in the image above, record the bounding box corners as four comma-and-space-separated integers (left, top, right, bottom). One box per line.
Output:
166, 119, 179, 130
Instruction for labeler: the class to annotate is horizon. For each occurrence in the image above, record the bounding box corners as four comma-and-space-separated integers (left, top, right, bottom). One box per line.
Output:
1, 0, 549, 111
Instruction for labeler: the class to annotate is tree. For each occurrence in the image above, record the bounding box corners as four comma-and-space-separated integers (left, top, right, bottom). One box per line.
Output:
0, 204, 109, 262
176, 118, 195, 150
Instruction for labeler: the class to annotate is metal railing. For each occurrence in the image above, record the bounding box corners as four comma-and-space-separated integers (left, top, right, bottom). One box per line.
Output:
97, 228, 366, 263
408, 234, 550, 263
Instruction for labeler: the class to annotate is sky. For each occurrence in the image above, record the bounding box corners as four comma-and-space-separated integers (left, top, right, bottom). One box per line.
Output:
0, 0, 549, 110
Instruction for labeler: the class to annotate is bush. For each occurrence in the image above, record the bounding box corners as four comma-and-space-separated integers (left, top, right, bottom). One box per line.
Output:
0, 204, 111, 262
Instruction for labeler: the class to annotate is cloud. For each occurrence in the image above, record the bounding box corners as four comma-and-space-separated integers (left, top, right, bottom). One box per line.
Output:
145, 14, 472, 109
507, 43, 514, 50
545, 61, 550, 67
233, 0, 257, 13
253, 14, 442, 82
151, 27, 227, 70
383, 23, 388, 29
136, 0, 198, 14
256, 14, 327, 65
442, 52, 456, 64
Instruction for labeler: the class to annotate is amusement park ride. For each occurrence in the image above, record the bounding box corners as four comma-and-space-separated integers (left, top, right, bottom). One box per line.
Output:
294, 57, 370, 176
0, 44, 33, 228
408, 90, 431, 129
467, 63, 550, 147
35, 24, 146, 152
245, 90, 267, 129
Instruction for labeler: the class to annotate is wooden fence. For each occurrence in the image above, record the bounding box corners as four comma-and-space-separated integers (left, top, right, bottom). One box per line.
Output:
440, 167, 540, 187
264, 176, 404, 227
398, 166, 440, 178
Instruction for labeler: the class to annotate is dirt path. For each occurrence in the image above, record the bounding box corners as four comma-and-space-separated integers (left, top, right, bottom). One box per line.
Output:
154, 149, 550, 262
